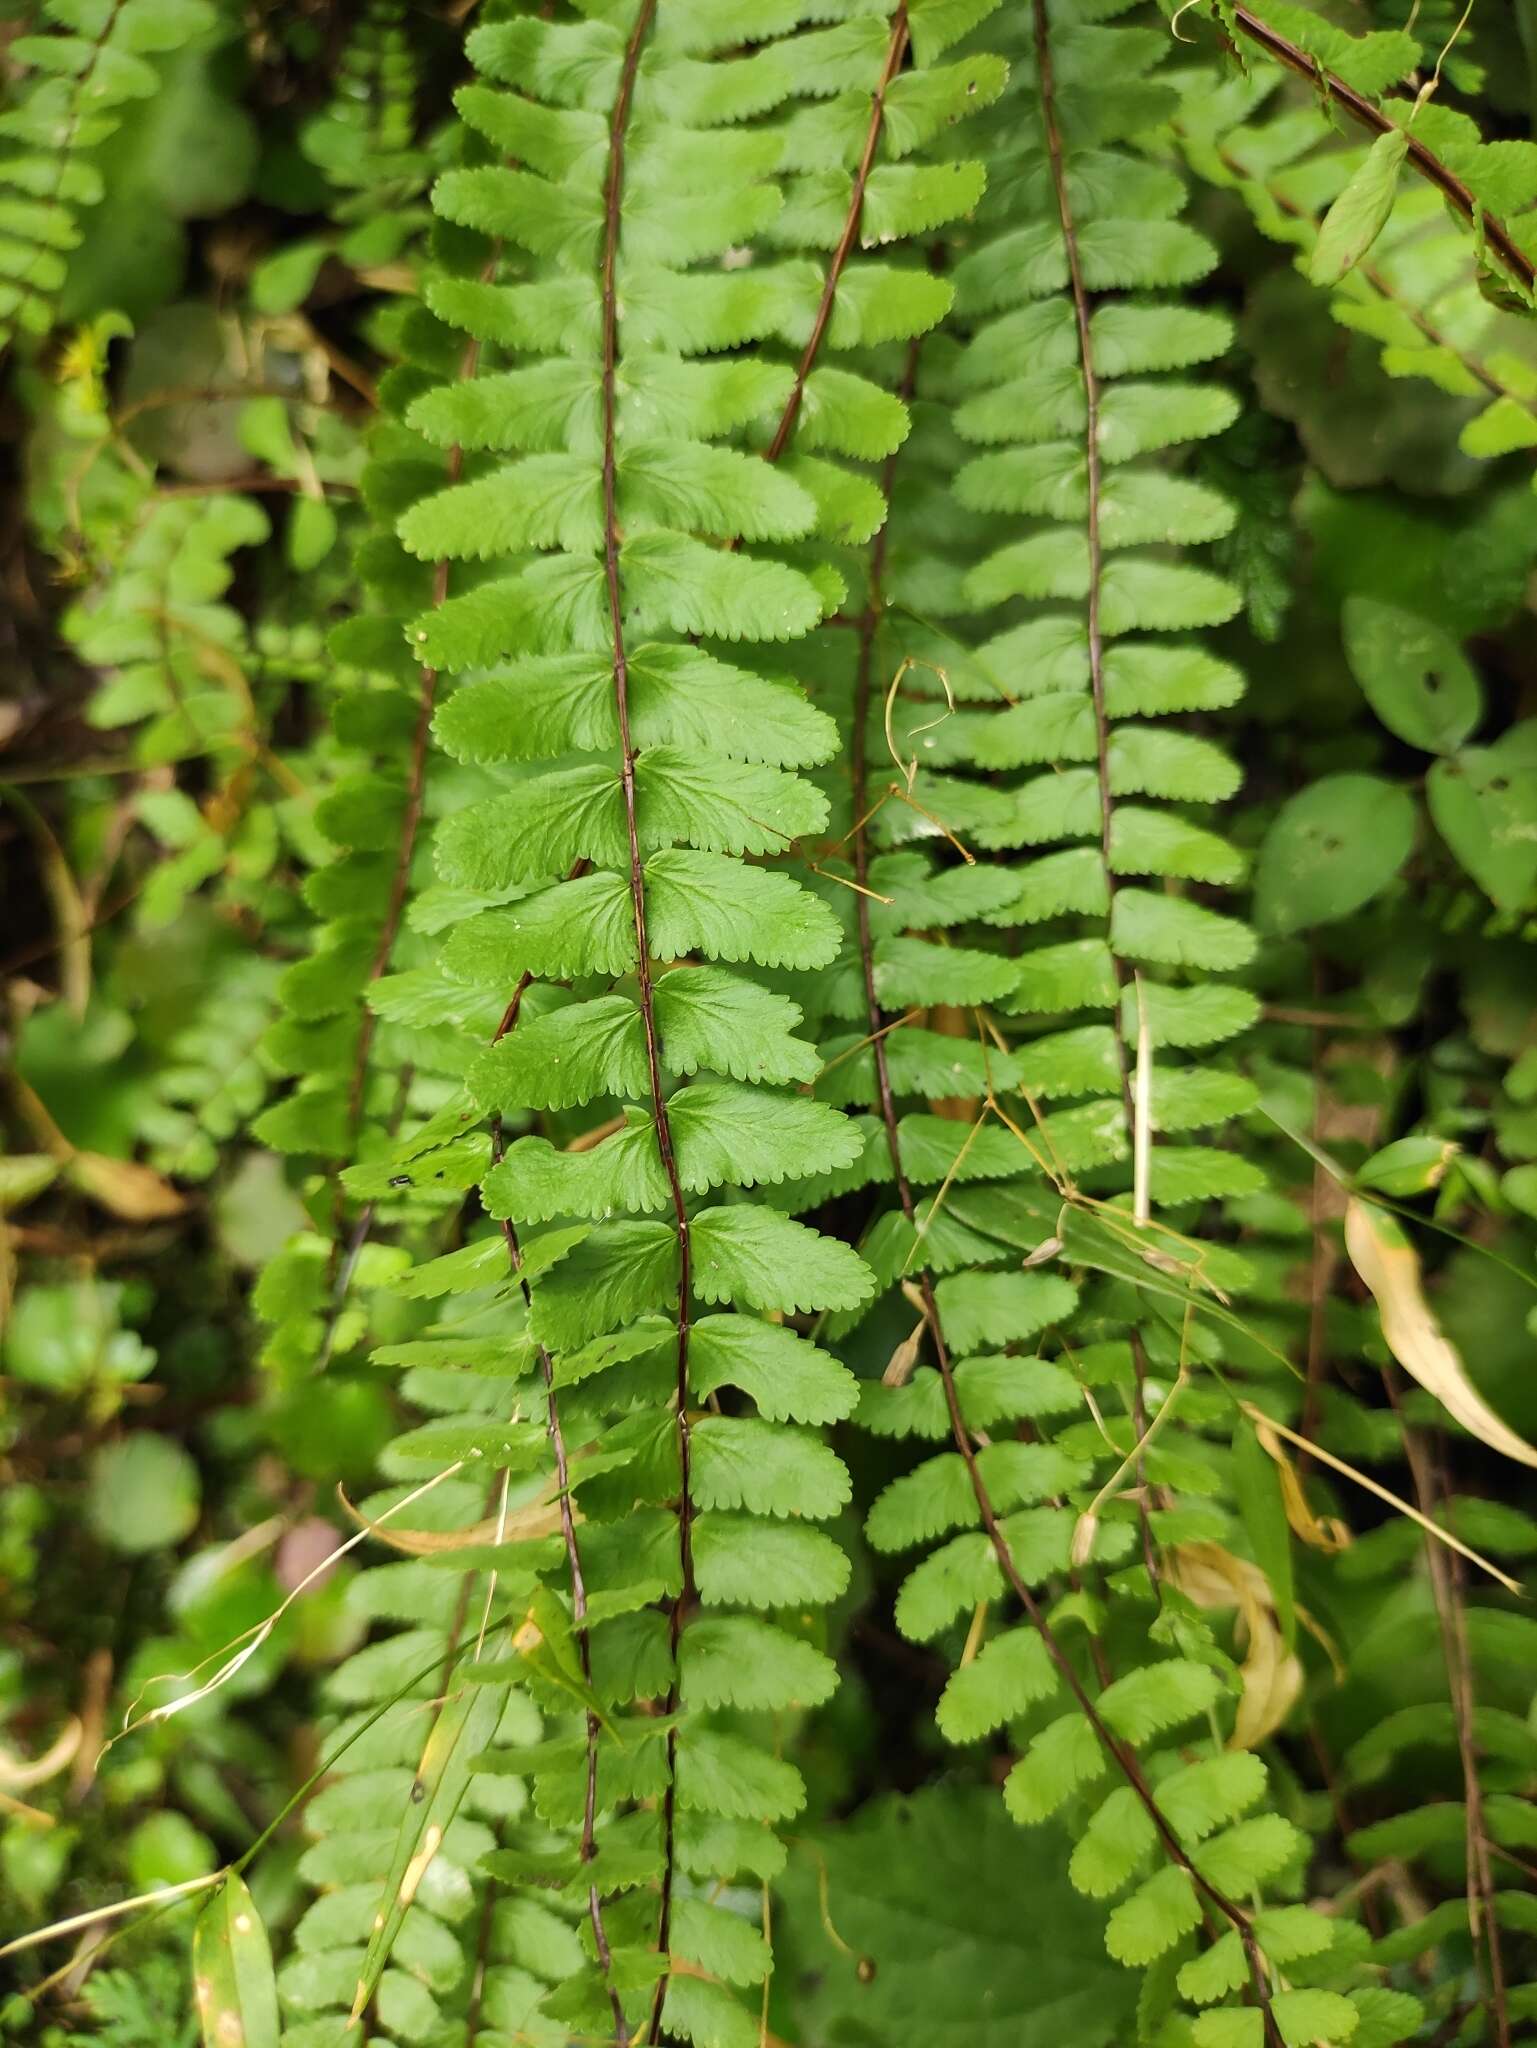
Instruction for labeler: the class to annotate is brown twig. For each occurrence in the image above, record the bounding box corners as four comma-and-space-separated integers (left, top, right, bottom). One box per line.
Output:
645, 15, 916, 2030
1388, 1381, 1510, 2048
489, 967, 629, 2044
852, 720, 1287, 2040
1301, 962, 1332, 1465
849, 879, 1283, 2034
461, 1866, 501, 2042
585, 7, 691, 2034
762, 4, 912, 462
1032, 0, 1157, 1595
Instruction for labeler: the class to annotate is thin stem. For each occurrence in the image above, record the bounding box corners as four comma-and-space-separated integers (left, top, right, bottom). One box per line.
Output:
1300, 956, 1333, 1469
493, 1187, 629, 2040
3, 1646, 459, 1984
646, 15, 915, 2030
489, 968, 629, 2041
462, 1870, 501, 2042
762, 5, 911, 463
341, 304, 489, 1153
585, 5, 689, 2031
1031, 0, 1158, 1596
0, 1872, 221, 1962
1183, 125, 1527, 419
1388, 1384, 1510, 2048
852, 880, 1282, 2036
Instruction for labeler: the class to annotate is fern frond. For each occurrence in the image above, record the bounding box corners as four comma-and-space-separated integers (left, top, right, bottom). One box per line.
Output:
251, 0, 436, 316
1171, 64, 1537, 475
0, 0, 216, 348
818, 6, 1411, 2045
279, 1, 1005, 2038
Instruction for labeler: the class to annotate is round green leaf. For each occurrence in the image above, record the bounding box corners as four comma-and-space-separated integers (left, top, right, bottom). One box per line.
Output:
126, 1809, 217, 1893
1341, 596, 1481, 755
3, 1281, 155, 1396
1426, 722, 1537, 911
135, 46, 259, 223
779, 1787, 1137, 2048
268, 1376, 394, 1485
1254, 774, 1415, 934
88, 1433, 201, 1554
1356, 1134, 1460, 1197
249, 237, 330, 316
287, 495, 338, 572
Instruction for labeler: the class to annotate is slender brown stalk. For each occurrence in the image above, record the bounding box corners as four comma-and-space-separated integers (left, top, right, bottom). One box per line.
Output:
762, 3, 911, 462
1389, 1384, 1510, 2048
849, 772, 1284, 2034
1226, 3, 1535, 298
850, 639, 1285, 2046
492, 1188, 630, 2042
641, 12, 919, 2029
847, 438, 1289, 2048
1299, 958, 1337, 1468
462, 1870, 501, 2042
342, 309, 486, 1145
488, 961, 629, 2042
1029, 0, 1159, 1594
582, 5, 692, 2032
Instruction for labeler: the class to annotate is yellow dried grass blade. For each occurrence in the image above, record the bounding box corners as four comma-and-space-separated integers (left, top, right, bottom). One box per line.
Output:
1345, 1197, 1537, 1471
1240, 1402, 1522, 1595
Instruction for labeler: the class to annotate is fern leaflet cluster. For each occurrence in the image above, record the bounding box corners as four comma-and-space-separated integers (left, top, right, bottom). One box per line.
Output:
811, 6, 1423, 2047
1171, 38, 1537, 478
272, 2, 1021, 2040
0, 0, 215, 348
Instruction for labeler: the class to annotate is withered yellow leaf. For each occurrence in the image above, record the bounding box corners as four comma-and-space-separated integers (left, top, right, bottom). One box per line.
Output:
66, 1152, 188, 1222
336, 1487, 565, 1554
1345, 1197, 1537, 1470
1169, 1544, 1302, 1750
